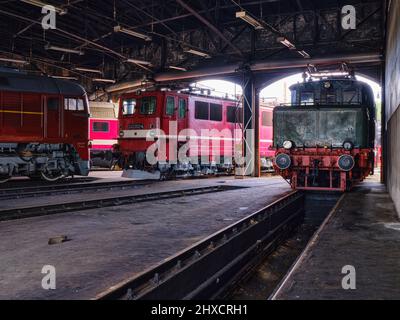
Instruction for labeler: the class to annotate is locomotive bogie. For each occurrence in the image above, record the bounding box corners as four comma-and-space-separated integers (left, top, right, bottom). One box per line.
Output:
0, 143, 89, 181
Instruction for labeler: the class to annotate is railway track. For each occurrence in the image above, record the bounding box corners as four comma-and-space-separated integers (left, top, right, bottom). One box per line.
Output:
96, 191, 305, 300
0, 185, 245, 222
0, 180, 153, 200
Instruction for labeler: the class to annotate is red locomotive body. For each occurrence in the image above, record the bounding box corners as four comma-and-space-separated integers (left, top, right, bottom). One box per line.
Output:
273, 78, 376, 191
0, 71, 90, 182
118, 90, 273, 178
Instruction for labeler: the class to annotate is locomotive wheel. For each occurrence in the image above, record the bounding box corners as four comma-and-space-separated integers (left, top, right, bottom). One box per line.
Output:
40, 171, 66, 182
0, 175, 10, 184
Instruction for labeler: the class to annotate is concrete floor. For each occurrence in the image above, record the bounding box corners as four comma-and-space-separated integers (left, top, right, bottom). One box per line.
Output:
274, 178, 400, 300
0, 175, 291, 300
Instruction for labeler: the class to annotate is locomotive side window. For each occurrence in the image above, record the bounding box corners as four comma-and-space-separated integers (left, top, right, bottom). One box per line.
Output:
227, 106, 242, 123
300, 92, 314, 105
77, 99, 85, 111
48, 98, 59, 111
195, 101, 209, 120
64, 98, 85, 111
140, 96, 156, 115
262, 111, 273, 127
93, 121, 109, 132
0, 77, 9, 86
179, 99, 187, 119
166, 96, 175, 116
210, 103, 222, 122
123, 98, 136, 115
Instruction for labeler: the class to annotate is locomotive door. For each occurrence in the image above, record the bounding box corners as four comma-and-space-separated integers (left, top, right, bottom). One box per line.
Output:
162, 95, 189, 162
44, 95, 61, 139
177, 97, 188, 133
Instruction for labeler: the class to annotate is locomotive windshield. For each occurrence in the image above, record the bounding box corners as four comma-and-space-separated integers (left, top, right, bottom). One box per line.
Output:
123, 98, 136, 115
122, 96, 157, 116
140, 96, 156, 115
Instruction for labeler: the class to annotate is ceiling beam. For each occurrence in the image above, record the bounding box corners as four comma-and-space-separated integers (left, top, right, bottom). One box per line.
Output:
175, 0, 243, 57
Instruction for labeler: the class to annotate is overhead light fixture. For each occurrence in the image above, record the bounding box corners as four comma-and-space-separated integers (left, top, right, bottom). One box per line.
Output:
168, 66, 187, 72
126, 58, 152, 66
310, 72, 350, 78
114, 26, 152, 42
93, 78, 116, 84
277, 37, 296, 50
297, 50, 310, 59
184, 49, 211, 59
51, 76, 78, 80
21, 0, 68, 15
0, 57, 29, 65
74, 67, 102, 74
236, 11, 264, 30
45, 44, 84, 55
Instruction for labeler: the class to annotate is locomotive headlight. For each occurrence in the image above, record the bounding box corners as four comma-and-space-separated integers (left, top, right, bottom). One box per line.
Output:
119, 130, 125, 137
275, 154, 292, 170
149, 130, 156, 138
343, 141, 354, 151
338, 155, 355, 172
324, 81, 331, 89
283, 140, 294, 150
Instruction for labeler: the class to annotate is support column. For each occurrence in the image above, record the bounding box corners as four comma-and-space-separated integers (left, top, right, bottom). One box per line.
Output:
241, 71, 260, 177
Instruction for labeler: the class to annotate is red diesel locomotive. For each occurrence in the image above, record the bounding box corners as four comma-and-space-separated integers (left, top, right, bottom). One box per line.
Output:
273, 77, 376, 191
118, 89, 274, 178
0, 71, 90, 182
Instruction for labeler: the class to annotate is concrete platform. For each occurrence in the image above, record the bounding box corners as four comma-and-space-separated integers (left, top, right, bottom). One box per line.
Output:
274, 180, 400, 300
0, 176, 291, 300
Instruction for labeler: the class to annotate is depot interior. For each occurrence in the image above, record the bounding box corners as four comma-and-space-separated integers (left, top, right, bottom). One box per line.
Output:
0, 0, 400, 300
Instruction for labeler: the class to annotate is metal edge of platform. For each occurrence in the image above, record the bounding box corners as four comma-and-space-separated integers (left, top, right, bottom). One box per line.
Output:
269, 193, 346, 300
0, 185, 246, 222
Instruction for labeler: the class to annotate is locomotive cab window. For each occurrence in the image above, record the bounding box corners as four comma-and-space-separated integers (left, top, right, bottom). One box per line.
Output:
64, 98, 85, 111
166, 96, 175, 116
227, 106, 242, 123
195, 101, 209, 120
262, 111, 273, 127
47, 98, 59, 111
140, 96, 157, 115
210, 103, 222, 122
93, 121, 109, 132
178, 99, 187, 119
77, 99, 85, 111
123, 98, 136, 115
300, 92, 314, 105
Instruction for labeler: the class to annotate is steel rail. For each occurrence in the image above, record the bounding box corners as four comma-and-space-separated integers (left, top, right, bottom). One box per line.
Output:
0, 180, 153, 200
0, 185, 243, 222
96, 191, 304, 300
